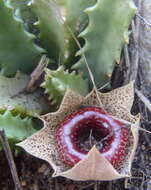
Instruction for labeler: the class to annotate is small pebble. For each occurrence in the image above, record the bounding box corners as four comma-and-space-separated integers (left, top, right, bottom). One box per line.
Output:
21, 180, 26, 186
142, 145, 145, 151
38, 164, 47, 173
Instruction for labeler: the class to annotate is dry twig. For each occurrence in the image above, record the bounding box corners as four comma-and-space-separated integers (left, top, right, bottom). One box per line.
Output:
136, 13, 151, 28
108, 181, 112, 190
0, 130, 22, 190
25, 55, 49, 92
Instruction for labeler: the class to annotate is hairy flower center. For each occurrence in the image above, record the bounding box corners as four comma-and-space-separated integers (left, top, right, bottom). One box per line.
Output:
55, 107, 129, 167
72, 121, 113, 153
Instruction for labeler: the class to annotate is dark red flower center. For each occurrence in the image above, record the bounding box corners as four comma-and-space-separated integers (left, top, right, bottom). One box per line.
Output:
55, 107, 129, 167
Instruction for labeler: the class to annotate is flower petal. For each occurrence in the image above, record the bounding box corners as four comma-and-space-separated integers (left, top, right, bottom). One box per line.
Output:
41, 88, 85, 124
18, 89, 85, 173
99, 82, 135, 121
18, 82, 139, 181
84, 82, 138, 122
54, 146, 124, 181
17, 126, 67, 172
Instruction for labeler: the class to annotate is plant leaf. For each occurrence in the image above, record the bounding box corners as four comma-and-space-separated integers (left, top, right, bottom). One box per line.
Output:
0, 110, 36, 142
29, 0, 65, 63
0, 0, 44, 76
0, 72, 50, 116
72, 0, 136, 87
10, 0, 37, 29
65, 0, 96, 33
41, 66, 88, 105
63, 0, 96, 67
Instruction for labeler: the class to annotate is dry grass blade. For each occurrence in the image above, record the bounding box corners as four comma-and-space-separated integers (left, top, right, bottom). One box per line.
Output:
65, 24, 105, 110
135, 89, 151, 112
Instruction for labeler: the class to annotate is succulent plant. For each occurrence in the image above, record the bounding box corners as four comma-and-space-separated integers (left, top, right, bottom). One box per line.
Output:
41, 66, 88, 105
0, 110, 37, 150
0, 0, 44, 76
72, 0, 136, 87
0, 72, 49, 115
0, 0, 138, 181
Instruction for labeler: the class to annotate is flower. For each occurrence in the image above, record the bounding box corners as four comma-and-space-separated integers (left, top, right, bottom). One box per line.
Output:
18, 82, 139, 181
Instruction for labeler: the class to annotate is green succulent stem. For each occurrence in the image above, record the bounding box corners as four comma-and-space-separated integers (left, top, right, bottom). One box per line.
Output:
0, 0, 44, 76
0, 110, 38, 150
0, 72, 50, 116
73, 0, 136, 88
41, 66, 88, 105
29, 0, 65, 64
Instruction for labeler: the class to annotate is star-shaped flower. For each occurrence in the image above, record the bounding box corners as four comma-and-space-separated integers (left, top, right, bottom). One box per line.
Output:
18, 82, 139, 181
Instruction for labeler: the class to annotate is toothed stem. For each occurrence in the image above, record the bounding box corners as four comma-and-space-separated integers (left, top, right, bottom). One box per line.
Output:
72, 0, 136, 87
0, 0, 44, 76
41, 66, 88, 105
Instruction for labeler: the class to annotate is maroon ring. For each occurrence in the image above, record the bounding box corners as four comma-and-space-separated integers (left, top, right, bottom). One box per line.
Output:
55, 107, 129, 167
